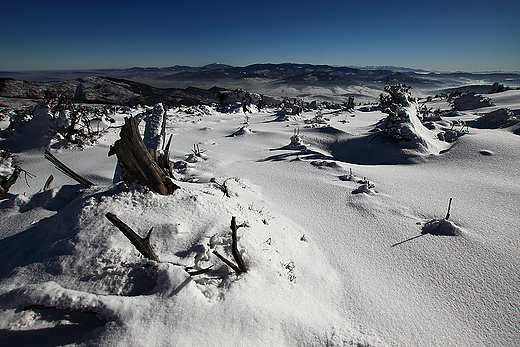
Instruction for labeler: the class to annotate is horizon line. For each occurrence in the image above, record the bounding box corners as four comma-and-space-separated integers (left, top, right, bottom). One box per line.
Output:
1, 62, 519, 75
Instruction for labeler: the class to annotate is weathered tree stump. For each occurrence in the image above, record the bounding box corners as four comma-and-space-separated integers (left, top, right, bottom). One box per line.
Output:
108, 117, 179, 195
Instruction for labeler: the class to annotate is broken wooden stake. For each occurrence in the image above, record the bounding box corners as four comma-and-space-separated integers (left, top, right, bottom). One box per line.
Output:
445, 198, 453, 220
44, 150, 94, 188
105, 212, 160, 262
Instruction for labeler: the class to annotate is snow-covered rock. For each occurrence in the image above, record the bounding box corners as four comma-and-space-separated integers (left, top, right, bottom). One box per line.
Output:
217, 88, 264, 113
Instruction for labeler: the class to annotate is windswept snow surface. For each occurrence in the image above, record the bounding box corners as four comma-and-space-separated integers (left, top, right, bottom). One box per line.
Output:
0, 90, 519, 346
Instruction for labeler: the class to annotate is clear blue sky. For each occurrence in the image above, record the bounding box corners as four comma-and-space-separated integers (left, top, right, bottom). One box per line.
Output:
1, 0, 519, 72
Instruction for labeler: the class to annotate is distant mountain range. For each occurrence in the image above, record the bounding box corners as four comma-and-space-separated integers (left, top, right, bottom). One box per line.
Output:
0, 76, 226, 107
1, 63, 519, 104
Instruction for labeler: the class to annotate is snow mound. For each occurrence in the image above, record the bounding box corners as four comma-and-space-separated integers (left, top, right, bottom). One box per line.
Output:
286, 131, 306, 150
451, 92, 493, 111
1, 104, 55, 152
0, 179, 375, 346
230, 125, 253, 136
470, 108, 520, 129
422, 219, 463, 236
0, 282, 121, 320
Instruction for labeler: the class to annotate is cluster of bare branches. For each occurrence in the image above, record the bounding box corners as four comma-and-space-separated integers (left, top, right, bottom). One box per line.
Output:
104, 213, 247, 276
212, 217, 248, 275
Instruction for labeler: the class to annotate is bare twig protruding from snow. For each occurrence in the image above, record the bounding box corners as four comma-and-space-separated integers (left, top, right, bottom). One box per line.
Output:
191, 144, 204, 157
44, 150, 94, 188
212, 178, 232, 198
391, 234, 426, 247
445, 198, 453, 220
230, 216, 247, 272
212, 250, 243, 274
213, 216, 248, 275
186, 266, 214, 276
105, 212, 160, 263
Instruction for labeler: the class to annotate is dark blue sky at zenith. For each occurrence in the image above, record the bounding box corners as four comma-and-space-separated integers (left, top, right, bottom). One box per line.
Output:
1, 0, 519, 72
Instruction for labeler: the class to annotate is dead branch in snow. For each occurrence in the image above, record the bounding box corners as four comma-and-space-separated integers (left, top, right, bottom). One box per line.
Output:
161, 134, 174, 177
191, 144, 204, 157
44, 150, 94, 188
105, 212, 160, 262
212, 216, 248, 275
213, 250, 242, 274
186, 266, 214, 276
211, 178, 235, 198
108, 117, 179, 195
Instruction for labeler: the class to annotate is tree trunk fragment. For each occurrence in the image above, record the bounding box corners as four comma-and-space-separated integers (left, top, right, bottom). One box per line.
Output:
108, 117, 179, 195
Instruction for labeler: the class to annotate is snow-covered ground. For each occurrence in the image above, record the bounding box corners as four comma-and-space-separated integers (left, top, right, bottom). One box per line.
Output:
0, 90, 519, 346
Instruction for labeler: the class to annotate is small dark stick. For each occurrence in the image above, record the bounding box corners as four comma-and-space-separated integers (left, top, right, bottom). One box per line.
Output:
213, 250, 242, 274
230, 216, 247, 273
445, 198, 453, 220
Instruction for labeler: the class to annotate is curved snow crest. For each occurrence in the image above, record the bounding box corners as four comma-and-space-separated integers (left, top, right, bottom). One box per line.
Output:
0, 282, 121, 321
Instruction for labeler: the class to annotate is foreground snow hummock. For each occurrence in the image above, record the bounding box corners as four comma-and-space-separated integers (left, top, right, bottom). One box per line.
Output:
0, 179, 376, 346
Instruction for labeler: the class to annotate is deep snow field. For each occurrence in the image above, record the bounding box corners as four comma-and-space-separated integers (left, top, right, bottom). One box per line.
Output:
0, 89, 519, 347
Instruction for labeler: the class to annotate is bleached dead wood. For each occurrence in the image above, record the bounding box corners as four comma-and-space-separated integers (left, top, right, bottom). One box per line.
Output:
108, 117, 179, 195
